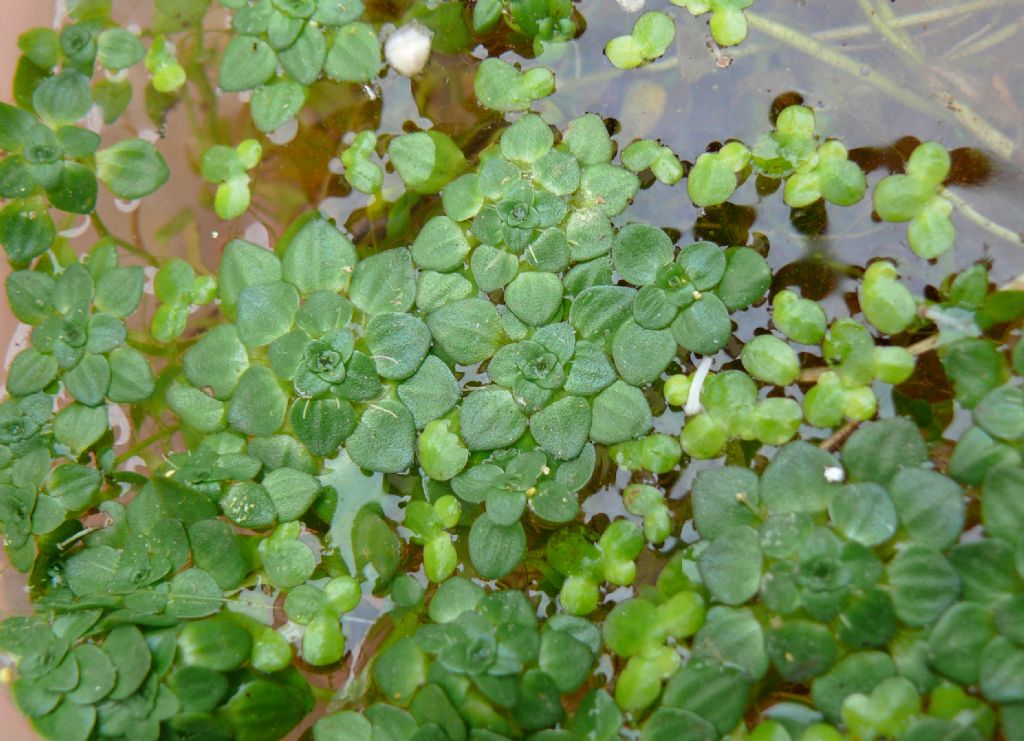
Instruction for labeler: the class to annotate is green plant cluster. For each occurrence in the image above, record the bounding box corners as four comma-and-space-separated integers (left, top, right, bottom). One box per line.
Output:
1, 1, 1023, 740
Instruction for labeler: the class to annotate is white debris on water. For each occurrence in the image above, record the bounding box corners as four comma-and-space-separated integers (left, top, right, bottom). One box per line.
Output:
617, 0, 646, 11
824, 466, 845, 483
385, 23, 434, 78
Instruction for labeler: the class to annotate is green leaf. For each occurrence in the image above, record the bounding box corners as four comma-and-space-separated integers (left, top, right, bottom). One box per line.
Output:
698, 525, 762, 605
184, 325, 250, 399
841, 417, 927, 484
474, 58, 555, 112
659, 660, 751, 737
612, 320, 676, 387
505, 271, 564, 326
33, 69, 92, 127
427, 297, 504, 365
105, 624, 152, 699
366, 312, 430, 381
350, 247, 416, 316
570, 285, 636, 340
106, 346, 154, 403
64, 352, 110, 406
767, 619, 837, 682
167, 568, 224, 618
579, 163, 640, 217
263, 467, 320, 522
387, 131, 466, 195
94, 266, 144, 318
219, 35, 277, 91
888, 468, 963, 549
887, 545, 960, 626
640, 708, 713, 741
0, 200, 56, 267
928, 602, 993, 685
397, 355, 460, 429
279, 24, 327, 85
227, 366, 287, 436
54, 403, 107, 456
741, 335, 799, 386
612, 223, 674, 286
693, 606, 768, 680
605, 11, 676, 69
531, 396, 591, 460
6, 348, 58, 397
95, 139, 170, 199
717, 246, 770, 311
346, 400, 416, 473
590, 380, 652, 444
980, 636, 1024, 703
500, 114, 554, 165
237, 281, 300, 348
460, 388, 527, 451
691, 466, 761, 539
469, 514, 526, 579
47, 163, 98, 215
251, 79, 307, 133
827, 483, 897, 547
410, 215, 470, 272
260, 522, 317, 589
31, 696, 95, 741
323, 22, 381, 82
177, 614, 253, 671
810, 651, 896, 723
671, 295, 732, 354
281, 215, 358, 295
97, 28, 145, 70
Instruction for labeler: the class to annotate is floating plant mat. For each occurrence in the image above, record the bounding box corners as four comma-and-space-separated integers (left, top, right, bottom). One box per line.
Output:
0, 0, 1023, 739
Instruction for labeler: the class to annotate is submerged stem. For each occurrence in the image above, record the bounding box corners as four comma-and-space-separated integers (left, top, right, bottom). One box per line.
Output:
91, 214, 159, 266
940, 187, 1024, 247
744, 12, 1016, 162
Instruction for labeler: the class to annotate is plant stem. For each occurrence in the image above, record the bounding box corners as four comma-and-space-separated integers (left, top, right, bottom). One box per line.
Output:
819, 420, 861, 452
90, 214, 159, 266
857, 0, 923, 64
814, 0, 1024, 42
939, 187, 1023, 246
744, 11, 1016, 162
115, 426, 180, 465
947, 13, 1024, 60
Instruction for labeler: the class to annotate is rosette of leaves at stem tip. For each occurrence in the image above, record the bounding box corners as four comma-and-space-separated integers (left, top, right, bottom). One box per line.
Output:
751, 105, 867, 209
340, 131, 383, 195
686, 141, 752, 207
664, 368, 803, 459
366, 582, 610, 735
800, 318, 918, 429
0, 92, 167, 265
671, 0, 754, 47
873, 140, 956, 259
621, 138, 686, 185
605, 11, 676, 70
0, 611, 314, 741
449, 446, 595, 578
470, 0, 579, 55
217, 0, 378, 132
684, 418, 980, 692
611, 233, 770, 356
4, 242, 154, 413
546, 519, 646, 616
199, 139, 263, 220
604, 562, 706, 712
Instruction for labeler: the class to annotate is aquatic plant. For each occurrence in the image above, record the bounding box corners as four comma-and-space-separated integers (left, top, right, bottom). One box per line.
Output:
0, 2, 1022, 740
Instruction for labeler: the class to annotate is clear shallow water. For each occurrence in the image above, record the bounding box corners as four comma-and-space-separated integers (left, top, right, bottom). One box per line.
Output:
0, 0, 1023, 736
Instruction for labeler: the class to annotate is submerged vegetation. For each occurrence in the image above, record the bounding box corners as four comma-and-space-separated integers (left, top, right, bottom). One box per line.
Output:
0, 0, 1023, 739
